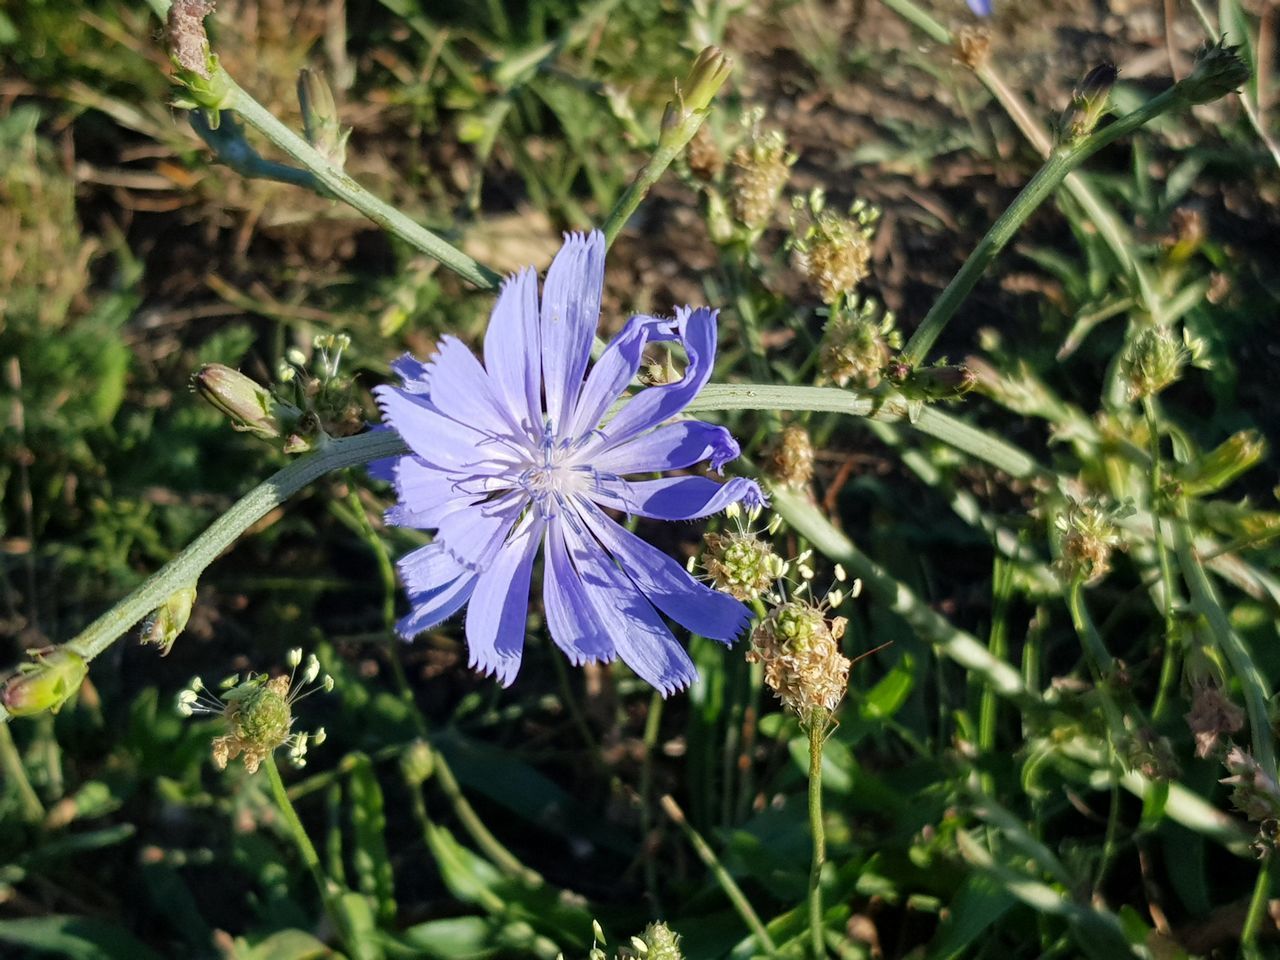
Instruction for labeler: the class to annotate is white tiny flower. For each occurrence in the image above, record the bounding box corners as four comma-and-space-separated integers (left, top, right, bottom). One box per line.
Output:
287, 648, 303, 668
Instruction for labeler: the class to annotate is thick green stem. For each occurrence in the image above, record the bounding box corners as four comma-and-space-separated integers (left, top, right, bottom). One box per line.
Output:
602, 113, 713, 248
217, 74, 502, 291
806, 712, 829, 958
0, 723, 44, 823
1065, 581, 1116, 676
265, 755, 349, 946
0, 431, 407, 724
898, 83, 1185, 367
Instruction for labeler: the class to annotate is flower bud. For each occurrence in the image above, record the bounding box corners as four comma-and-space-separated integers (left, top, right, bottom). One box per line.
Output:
2, 649, 88, 717
1121, 326, 1187, 400
1056, 63, 1118, 145
1178, 430, 1266, 497
701, 531, 787, 601
195, 364, 299, 440
141, 585, 197, 656
898, 363, 978, 402
297, 69, 351, 169
1221, 746, 1280, 823
401, 739, 436, 786
1178, 38, 1250, 106
766, 426, 815, 491
657, 47, 733, 153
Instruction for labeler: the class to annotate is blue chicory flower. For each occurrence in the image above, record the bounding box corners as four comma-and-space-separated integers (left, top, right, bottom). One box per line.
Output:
967, 0, 992, 15
374, 230, 764, 695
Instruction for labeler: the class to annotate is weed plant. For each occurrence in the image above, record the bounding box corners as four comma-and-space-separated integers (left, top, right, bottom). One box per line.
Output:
1, 1, 1279, 958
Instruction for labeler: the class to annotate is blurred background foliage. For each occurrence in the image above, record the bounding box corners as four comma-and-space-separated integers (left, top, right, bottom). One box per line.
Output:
1, 0, 1279, 957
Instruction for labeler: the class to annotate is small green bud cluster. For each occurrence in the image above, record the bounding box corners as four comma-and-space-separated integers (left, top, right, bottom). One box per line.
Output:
700, 529, 788, 602
765, 425, 815, 491
630, 923, 683, 960
729, 116, 794, 231
790, 189, 880, 305
2, 648, 88, 717
1178, 37, 1250, 106
749, 600, 851, 721
140, 585, 198, 656
177, 648, 332, 773
817, 295, 900, 389
1120, 324, 1209, 401
278, 332, 364, 447
1052, 496, 1131, 586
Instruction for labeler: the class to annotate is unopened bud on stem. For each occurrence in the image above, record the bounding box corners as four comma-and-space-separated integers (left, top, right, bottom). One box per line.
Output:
2, 649, 88, 717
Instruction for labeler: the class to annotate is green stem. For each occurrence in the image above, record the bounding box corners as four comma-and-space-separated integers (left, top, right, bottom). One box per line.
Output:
1142, 398, 1180, 722
1241, 855, 1273, 954
660, 794, 778, 955
265, 755, 349, 945
806, 712, 829, 959
601, 107, 715, 248
1065, 581, 1116, 676
898, 82, 1186, 367
1174, 510, 1276, 778
640, 691, 664, 909
217, 73, 502, 290
0, 430, 407, 724
0, 723, 44, 823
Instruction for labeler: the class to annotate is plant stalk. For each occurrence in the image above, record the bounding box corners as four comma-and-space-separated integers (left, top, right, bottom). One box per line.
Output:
806, 710, 830, 958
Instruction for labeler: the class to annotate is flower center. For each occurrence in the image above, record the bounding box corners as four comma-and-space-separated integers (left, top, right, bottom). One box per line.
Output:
519, 429, 589, 515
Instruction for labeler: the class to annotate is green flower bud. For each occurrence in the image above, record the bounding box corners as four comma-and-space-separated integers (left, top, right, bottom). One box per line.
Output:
1178, 430, 1266, 497
701, 531, 787, 601
297, 69, 351, 169
897, 363, 978, 402
141, 585, 197, 656
682, 47, 733, 116
195, 363, 300, 440
2, 649, 88, 717
637, 922, 683, 960
1178, 37, 1250, 106
1056, 63, 1118, 145
401, 739, 436, 786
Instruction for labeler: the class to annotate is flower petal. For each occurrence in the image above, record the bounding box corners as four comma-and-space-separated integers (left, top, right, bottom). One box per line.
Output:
423, 335, 524, 440
590, 475, 766, 521
597, 306, 718, 444
575, 500, 750, 643
391, 353, 431, 393
561, 515, 698, 696
384, 456, 488, 530
542, 516, 615, 665
434, 491, 526, 571
464, 514, 543, 686
484, 267, 542, 436
541, 231, 605, 433
374, 385, 521, 475
568, 313, 677, 438
590, 421, 740, 476
395, 543, 479, 639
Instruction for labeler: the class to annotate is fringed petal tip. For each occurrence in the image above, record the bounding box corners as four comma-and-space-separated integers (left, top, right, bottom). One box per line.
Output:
468, 653, 523, 688
391, 352, 431, 392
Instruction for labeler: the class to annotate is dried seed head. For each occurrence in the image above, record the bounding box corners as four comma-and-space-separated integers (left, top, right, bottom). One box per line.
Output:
954, 26, 991, 70
1185, 683, 1245, 759
1221, 746, 1280, 824
748, 600, 851, 720
1121, 325, 1209, 401
702, 531, 787, 601
818, 296, 900, 388
686, 123, 724, 181
791, 193, 879, 304
730, 126, 793, 230
766, 426, 815, 490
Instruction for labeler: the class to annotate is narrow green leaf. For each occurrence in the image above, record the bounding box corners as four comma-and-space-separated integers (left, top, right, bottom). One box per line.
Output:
348, 753, 396, 925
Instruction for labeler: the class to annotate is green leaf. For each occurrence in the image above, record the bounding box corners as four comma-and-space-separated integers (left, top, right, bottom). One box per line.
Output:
0, 916, 163, 960
860, 654, 916, 720
239, 929, 341, 960
924, 873, 1016, 960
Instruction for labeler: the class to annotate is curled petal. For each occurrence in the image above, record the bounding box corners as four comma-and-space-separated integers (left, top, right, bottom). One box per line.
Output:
590, 475, 766, 521
591, 421, 740, 476
541, 231, 605, 433
569, 313, 677, 438
597, 306, 718, 444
